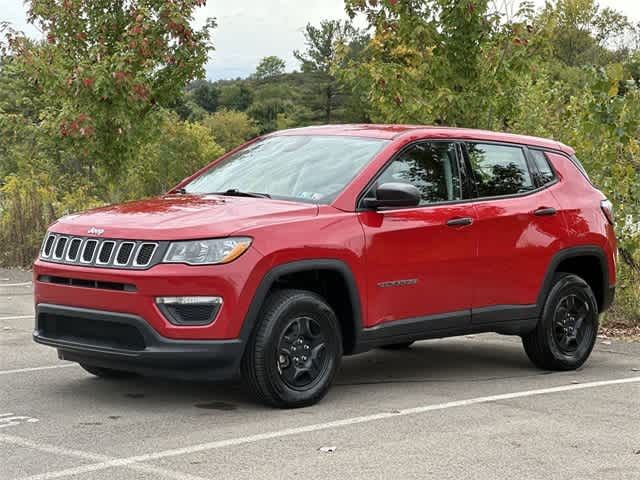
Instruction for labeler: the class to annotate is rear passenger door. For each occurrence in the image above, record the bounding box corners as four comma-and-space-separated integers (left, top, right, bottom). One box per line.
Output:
463, 143, 566, 324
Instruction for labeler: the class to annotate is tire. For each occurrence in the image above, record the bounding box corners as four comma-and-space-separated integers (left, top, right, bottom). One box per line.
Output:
379, 342, 415, 350
522, 273, 599, 371
241, 289, 343, 408
80, 364, 137, 379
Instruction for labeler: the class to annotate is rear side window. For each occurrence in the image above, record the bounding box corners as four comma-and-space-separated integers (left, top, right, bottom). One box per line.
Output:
529, 150, 556, 186
466, 143, 535, 197
371, 142, 461, 205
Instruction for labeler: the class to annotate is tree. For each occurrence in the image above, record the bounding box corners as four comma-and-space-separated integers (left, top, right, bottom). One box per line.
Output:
191, 82, 220, 113
294, 20, 360, 123
218, 83, 254, 111
339, 0, 537, 127
201, 109, 258, 151
3, 0, 216, 180
254, 56, 286, 80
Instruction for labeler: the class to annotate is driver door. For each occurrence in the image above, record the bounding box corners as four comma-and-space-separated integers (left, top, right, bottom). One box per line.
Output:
358, 141, 476, 329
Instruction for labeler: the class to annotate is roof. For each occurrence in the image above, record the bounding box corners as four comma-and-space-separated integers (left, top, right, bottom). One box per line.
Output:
272, 124, 575, 155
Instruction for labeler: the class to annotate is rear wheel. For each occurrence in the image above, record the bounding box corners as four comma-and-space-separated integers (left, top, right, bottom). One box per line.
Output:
241, 289, 342, 408
379, 342, 415, 350
80, 364, 137, 379
522, 273, 599, 371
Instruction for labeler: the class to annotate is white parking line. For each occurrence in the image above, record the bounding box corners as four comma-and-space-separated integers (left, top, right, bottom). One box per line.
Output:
0, 315, 34, 321
0, 434, 211, 480
0, 364, 76, 376
11, 375, 640, 480
0, 282, 32, 287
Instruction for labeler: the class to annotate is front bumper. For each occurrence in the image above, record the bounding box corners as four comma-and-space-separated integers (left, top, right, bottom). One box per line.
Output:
34, 304, 244, 381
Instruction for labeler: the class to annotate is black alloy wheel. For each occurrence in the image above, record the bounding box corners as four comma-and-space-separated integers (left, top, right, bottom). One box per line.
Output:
551, 294, 593, 355
523, 273, 599, 371
276, 316, 330, 389
241, 289, 342, 408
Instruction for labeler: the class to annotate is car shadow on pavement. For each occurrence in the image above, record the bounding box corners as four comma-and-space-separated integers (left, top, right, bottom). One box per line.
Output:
49, 337, 543, 411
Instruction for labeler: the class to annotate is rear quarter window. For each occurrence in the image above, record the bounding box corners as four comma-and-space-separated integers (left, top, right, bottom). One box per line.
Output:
529, 150, 556, 186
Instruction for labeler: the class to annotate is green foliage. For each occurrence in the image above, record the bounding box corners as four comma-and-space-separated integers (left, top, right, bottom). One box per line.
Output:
120, 112, 224, 199
218, 83, 254, 111
253, 56, 286, 80
201, 109, 258, 152
294, 20, 366, 123
3, 0, 216, 178
191, 81, 220, 113
0, 172, 101, 266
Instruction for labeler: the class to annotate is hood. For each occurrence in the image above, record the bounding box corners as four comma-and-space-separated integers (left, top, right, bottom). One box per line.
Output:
51, 194, 319, 240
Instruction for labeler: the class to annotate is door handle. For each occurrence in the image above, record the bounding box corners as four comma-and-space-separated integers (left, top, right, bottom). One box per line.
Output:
446, 217, 473, 227
533, 207, 557, 217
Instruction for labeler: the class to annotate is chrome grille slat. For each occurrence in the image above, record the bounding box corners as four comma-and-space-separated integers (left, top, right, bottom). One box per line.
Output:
66, 238, 83, 262
134, 243, 157, 267
81, 239, 99, 263
96, 241, 116, 264
40, 235, 159, 270
114, 242, 135, 266
42, 234, 56, 258
53, 236, 68, 260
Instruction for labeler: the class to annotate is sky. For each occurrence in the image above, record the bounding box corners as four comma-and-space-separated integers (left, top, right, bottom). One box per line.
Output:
1, 0, 639, 80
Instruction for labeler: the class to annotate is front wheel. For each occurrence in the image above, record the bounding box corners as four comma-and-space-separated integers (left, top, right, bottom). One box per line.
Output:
522, 273, 599, 371
241, 289, 342, 408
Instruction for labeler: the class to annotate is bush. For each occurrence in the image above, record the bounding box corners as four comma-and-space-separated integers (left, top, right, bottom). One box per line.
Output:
118, 113, 225, 200
201, 109, 259, 152
0, 173, 101, 266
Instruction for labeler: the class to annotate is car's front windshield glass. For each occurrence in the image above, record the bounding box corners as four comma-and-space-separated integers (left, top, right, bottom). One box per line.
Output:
184, 135, 388, 203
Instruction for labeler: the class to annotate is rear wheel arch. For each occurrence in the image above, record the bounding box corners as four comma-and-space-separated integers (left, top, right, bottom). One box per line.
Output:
241, 259, 363, 355
538, 246, 610, 314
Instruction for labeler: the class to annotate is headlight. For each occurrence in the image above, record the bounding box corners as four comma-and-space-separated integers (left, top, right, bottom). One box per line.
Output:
163, 237, 252, 265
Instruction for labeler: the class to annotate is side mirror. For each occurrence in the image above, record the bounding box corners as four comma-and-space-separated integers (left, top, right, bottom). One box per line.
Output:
362, 182, 421, 210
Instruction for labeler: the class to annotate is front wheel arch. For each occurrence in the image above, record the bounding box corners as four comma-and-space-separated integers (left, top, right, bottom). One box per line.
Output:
240, 259, 364, 355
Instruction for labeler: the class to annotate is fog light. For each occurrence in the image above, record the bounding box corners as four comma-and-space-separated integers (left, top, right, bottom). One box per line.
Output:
156, 296, 222, 325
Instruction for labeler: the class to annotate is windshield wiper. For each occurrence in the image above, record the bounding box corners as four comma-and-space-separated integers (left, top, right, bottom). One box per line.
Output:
212, 189, 271, 199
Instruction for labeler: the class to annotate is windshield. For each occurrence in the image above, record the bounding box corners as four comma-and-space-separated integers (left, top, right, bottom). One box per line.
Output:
184, 135, 388, 203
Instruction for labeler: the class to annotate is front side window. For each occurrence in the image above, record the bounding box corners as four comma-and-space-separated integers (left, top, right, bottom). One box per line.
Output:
368, 142, 461, 205
467, 143, 534, 197
185, 135, 388, 203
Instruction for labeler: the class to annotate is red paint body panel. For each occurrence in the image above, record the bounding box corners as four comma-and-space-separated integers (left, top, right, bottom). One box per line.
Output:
33, 125, 616, 349
359, 204, 476, 326
470, 188, 567, 308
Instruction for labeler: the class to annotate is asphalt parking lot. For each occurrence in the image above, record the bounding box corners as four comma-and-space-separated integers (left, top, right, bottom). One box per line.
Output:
1, 268, 639, 480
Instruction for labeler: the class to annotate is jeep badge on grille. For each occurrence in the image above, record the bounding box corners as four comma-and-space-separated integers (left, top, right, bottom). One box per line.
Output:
87, 227, 105, 236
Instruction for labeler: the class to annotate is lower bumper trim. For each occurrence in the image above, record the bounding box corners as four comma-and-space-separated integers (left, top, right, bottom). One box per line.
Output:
33, 304, 244, 381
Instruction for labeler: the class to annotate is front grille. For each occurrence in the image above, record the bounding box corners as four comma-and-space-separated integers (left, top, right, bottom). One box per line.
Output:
38, 312, 146, 351
115, 242, 135, 265
82, 240, 98, 263
66, 238, 82, 261
42, 234, 56, 257
135, 243, 157, 266
54, 237, 68, 259
97, 241, 115, 264
40, 234, 162, 270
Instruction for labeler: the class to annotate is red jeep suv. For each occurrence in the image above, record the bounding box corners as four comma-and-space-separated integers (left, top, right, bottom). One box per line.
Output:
33, 125, 617, 408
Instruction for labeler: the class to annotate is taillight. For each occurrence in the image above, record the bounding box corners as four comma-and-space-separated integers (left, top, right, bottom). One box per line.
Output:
600, 199, 614, 225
